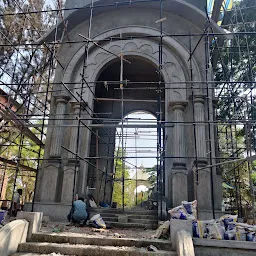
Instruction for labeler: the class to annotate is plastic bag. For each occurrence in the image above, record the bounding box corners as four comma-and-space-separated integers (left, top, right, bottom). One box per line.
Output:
168, 205, 187, 220
208, 223, 225, 240
235, 229, 247, 241
246, 231, 255, 242
219, 215, 238, 230
90, 214, 106, 229
193, 220, 215, 238
182, 200, 197, 220
224, 230, 236, 240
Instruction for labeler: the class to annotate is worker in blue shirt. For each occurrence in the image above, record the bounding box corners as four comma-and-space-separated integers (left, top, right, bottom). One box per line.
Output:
68, 197, 88, 225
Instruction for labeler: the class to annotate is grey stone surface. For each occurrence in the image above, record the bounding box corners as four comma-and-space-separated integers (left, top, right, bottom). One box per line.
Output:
17, 212, 43, 240
0, 219, 28, 256
118, 215, 128, 223
176, 230, 195, 256
35, 1, 224, 220
193, 238, 256, 256
31, 233, 173, 251
170, 219, 193, 250
18, 242, 177, 255
33, 202, 71, 221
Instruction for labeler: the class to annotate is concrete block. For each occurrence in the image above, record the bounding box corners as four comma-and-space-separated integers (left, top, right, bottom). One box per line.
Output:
118, 215, 128, 223
0, 219, 28, 256
176, 230, 195, 256
194, 238, 256, 256
170, 219, 193, 250
17, 212, 43, 240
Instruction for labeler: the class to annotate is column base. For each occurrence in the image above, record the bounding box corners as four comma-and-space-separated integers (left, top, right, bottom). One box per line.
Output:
172, 166, 188, 207
196, 166, 212, 212
61, 165, 76, 203
39, 161, 61, 202
24, 202, 71, 221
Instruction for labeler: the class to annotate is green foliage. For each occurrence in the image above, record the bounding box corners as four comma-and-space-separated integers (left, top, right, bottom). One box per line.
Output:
144, 165, 157, 187
112, 148, 136, 208
214, 0, 256, 214
0, 1, 56, 203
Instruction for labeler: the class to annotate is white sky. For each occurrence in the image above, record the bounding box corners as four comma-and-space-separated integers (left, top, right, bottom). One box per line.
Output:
116, 112, 158, 177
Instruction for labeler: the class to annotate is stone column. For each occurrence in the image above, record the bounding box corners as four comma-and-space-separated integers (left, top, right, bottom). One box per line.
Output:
68, 102, 83, 160
170, 101, 188, 206
50, 96, 70, 157
194, 97, 207, 160
193, 96, 212, 217
62, 102, 88, 202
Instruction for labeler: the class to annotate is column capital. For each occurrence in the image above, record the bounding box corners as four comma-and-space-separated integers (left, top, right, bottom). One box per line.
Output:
172, 166, 188, 175
55, 95, 70, 104
70, 101, 88, 111
169, 101, 188, 111
193, 96, 205, 104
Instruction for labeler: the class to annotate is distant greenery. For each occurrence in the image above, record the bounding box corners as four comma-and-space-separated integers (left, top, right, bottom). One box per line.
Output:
112, 148, 136, 208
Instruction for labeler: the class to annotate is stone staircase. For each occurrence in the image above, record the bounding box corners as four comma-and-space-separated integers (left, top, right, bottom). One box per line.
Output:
13, 232, 177, 256
89, 208, 159, 229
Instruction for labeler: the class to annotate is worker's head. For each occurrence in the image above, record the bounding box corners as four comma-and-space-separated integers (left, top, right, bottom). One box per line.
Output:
17, 189, 22, 195
78, 197, 84, 202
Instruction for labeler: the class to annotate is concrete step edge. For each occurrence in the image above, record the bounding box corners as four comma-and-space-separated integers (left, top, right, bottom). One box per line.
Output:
12, 254, 72, 256
90, 210, 158, 215
99, 215, 158, 220
105, 221, 157, 228
31, 233, 172, 250
18, 242, 177, 256
102, 217, 157, 224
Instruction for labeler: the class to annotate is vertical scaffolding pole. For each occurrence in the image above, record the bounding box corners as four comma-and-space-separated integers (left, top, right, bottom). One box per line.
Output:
204, 17, 215, 219
157, 0, 163, 219
120, 36, 125, 211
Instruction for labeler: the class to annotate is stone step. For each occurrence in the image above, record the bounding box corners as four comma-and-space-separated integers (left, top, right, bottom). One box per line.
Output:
12, 254, 70, 256
129, 218, 158, 225
98, 213, 158, 220
104, 221, 158, 229
18, 242, 177, 256
31, 233, 172, 251
90, 209, 158, 216
103, 217, 158, 225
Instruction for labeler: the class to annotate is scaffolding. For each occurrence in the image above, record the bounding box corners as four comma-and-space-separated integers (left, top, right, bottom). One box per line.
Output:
0, 0, 255, 219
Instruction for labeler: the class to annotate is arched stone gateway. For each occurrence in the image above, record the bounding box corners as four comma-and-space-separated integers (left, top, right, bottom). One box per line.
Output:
34, 0, 225, 220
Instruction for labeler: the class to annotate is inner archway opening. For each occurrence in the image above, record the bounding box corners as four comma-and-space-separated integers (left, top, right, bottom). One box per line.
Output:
113, 111, 158, 208
87, 56, 165, 209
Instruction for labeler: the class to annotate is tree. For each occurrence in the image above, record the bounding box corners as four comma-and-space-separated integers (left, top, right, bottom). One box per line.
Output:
213, 0, 256, 216
0, 1, 60, 203
112, 148, 136, 208
144, 165, 157, 187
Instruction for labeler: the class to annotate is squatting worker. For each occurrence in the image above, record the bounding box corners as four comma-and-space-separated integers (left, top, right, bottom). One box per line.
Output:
68, 197, 89, 225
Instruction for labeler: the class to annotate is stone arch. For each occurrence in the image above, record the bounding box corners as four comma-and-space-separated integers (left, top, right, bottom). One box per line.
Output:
62, 26, 202, 105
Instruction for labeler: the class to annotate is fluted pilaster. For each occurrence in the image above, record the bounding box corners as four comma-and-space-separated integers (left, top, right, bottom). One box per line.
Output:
194, 97, 207, 162
170, 102, 187, 167
170, 101, 188, 206
50, 96, 70, 157
68, 102, 86, 160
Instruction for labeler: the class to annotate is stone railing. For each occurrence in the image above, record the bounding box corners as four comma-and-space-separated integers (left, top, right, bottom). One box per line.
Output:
0, 219, 28, 256
194, 238, 256, 256
176, 230, 195, 256
170, 219, 195, 256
